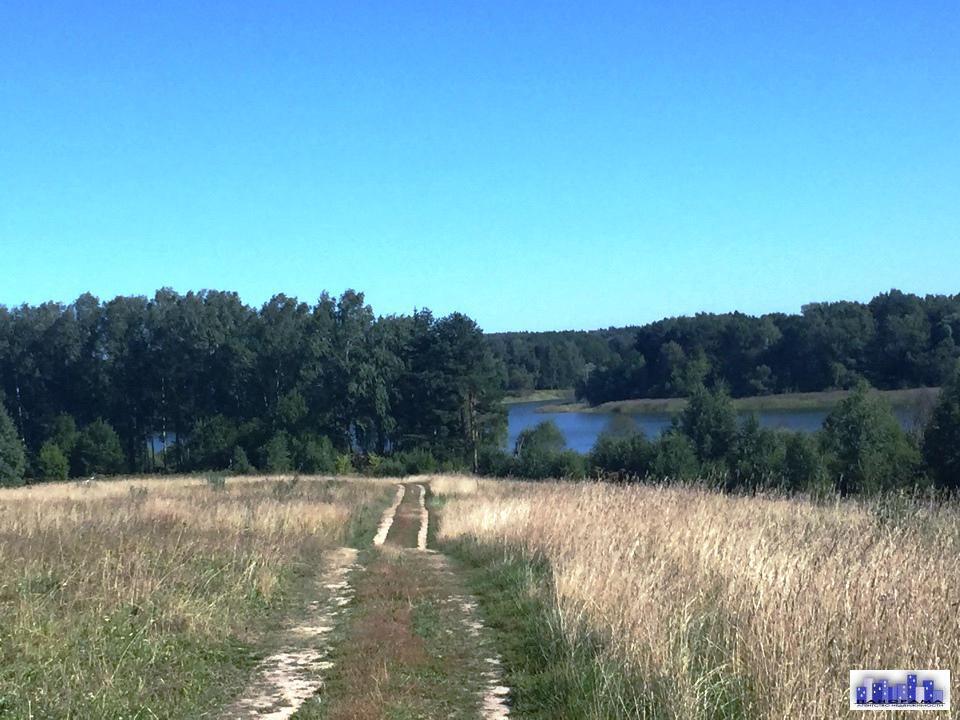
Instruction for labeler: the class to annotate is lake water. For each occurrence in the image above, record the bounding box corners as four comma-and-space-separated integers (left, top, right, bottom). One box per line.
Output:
506, 401, 921, 454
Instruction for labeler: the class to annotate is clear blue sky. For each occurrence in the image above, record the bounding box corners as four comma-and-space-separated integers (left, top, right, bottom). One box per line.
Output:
1, 1, 958, 332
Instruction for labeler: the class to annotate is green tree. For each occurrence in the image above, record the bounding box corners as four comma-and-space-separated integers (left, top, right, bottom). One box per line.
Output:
185, 415, 238, 470
0, 401, 26, 486
514, 420, 565, 456
728, 415, 785, 491
37, 441, 69, 482
49, 413, 79, 456
74, 420, 125, 476
678, 385, 737, 464
922, 367, 960, 489
293, 434, 337, 473
649, 432, 699, 479
821, 384, 920, 494
262, 432, 292, 472
782, 433, 826, 494
229, 445, 254, 474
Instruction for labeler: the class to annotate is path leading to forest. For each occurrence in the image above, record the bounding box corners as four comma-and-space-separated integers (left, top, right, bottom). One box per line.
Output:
222, 482, 510, 720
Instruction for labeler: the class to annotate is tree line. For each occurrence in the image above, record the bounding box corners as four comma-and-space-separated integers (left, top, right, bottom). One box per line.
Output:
0, 289, 504, 484
480, 374, 960, 494
489, 289, 960, 403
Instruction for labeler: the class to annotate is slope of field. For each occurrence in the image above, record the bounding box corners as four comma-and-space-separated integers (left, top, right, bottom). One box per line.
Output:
0, 476, 391, 718
433, 476, 960, 719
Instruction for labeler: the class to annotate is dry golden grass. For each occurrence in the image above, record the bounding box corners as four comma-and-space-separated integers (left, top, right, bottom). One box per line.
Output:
0, 474, 389, 717
433, 475, 960, 719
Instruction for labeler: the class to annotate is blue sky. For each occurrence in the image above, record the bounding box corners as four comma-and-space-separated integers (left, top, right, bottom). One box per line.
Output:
1, 1, 958, 332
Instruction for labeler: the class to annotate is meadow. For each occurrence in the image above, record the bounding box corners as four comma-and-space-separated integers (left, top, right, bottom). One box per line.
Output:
0, 475, 390, 718
433, 476, 960, 719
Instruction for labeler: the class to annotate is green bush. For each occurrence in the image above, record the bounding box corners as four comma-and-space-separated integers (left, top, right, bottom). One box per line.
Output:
334, 452, 354, 475
589, 432, 652, 479
185, 415, 238, 470
293, 435, 337, 473
398, 448, 438, 475
261, 432, 292, 473
678, 385, 737, 464
727, 415, 785, 491
74, 420, 125, 476
649, 432, 699, 480
821, 384, 921, 494
922, 368, 960, 490
782, 433, 827, 494
37, 441, 69, 482
229, 446, 254, 474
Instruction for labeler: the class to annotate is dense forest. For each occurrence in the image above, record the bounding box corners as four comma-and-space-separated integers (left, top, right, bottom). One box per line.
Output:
489, 289, 960, 403
0, 290, 504, 480
1, 287, 959, 493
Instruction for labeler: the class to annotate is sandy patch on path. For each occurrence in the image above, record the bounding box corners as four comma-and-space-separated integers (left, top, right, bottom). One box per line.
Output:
416, 483, 429, 551
373, 484, 405, 546
219, 547, 359, 720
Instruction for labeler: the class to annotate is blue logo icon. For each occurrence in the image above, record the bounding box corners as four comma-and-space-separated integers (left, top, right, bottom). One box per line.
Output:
850, 670, 950, 711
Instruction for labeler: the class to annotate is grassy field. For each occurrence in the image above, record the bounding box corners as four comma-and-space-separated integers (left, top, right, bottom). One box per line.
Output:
537, 386, 941, 415
432, 475, 960, 719
0, 474, 391, 719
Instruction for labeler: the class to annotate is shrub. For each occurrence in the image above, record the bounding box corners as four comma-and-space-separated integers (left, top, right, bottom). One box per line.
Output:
74, 420, 125, 476
0, 401, 26, 487
293, 435, 336, 473
550, 450, 588, 479
185, 415, 237, 470
478, 447, 516, 477
49, 413, 79, 456
589, 432, 652, 479
229, 446, 254, 474
727, 416, 785, 491
922, 368, 960, 490
261, 432, 292, 473
205, 472, 227, 491
514, 420, 566, 456
649, 431, 699, 480
678, 385, 737, 463
334, 452, 354, 475
37, 441, 69, 482
398, 448, 438, 475
821, 384, 921, 494
782, 433, 827, 494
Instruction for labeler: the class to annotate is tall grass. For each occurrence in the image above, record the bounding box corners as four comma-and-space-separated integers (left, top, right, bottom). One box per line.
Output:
433, 475, 960, 719
0, 475, 386, 718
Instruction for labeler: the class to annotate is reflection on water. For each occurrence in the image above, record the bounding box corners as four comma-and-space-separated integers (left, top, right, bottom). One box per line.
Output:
506, 402, 921, 455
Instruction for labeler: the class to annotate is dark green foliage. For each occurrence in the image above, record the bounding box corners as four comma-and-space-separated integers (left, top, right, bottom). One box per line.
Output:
589, 431, 652, 478
649, 432, 699, 479
514, 420, 566, 456
261, 432, 292, 473
782, 433, 826, 493
49, 413, 79, 456
820, 384, 921, 494
487, 289, 960, 404
74, 420, 125, 476
37, 441, 69, 482
229, 445, 253, 474
0, 401, 26, 486
185, 415, 237, 471
0, 289, 503, 476
727, 416, 785, 491
292, 434, 337, 473
922, 368, 960, 489
678, 385, 737, 464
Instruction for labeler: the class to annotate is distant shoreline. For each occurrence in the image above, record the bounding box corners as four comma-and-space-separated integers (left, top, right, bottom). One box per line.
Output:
528, 386, 941, 415
502, 388, 575, 405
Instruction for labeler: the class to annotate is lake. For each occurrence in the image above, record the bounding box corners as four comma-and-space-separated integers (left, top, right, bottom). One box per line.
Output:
506, 401, 922, 454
